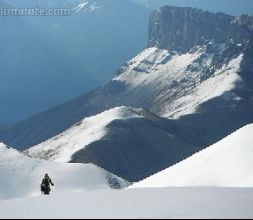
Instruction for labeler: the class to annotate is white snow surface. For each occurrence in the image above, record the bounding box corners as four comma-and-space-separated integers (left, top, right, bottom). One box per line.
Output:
114, 47, 243, 119
1, 140, 253, 219
0, 187, 253, 219
0, 143, 126, 201
132, 124, 253, 188
25, 107, 142, 162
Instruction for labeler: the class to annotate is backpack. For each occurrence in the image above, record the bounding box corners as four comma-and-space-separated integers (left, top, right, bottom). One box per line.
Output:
41, 183, 45, 191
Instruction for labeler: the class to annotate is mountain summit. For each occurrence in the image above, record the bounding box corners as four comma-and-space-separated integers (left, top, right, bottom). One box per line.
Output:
148, 6, 253, 52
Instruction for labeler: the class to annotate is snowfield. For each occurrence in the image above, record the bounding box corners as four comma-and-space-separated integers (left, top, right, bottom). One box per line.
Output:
0, 187, 253, 219
0, 143, 128, 201
1, 125, 253, 219
25, 107, 142, 162
132, 124, 253, 188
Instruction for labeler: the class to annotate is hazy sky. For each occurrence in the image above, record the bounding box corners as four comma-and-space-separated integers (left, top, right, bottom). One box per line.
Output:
133, 0, 253, 16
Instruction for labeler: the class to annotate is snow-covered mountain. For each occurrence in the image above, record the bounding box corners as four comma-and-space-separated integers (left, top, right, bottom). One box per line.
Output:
132, 124, 253, 188
74, 0, 103, 12
25, 107, 143, 162
24, 106, 200, 182
0, 143, 128, 200
2, 5, 252, 148
1, 6, 253, 182
113, 46, 244, 119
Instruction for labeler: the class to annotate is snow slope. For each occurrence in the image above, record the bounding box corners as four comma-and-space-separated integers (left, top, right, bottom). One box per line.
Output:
132, 124, 253, 188
0, 187, 253, 219
0, 143, 127, 201
115, 46, 243, 119
25, 107, 142, 162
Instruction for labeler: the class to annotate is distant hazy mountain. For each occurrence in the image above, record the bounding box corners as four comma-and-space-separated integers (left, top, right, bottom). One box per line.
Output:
131, 0, 253, 16
0, 11, 99, 122
0, 0, 150, 123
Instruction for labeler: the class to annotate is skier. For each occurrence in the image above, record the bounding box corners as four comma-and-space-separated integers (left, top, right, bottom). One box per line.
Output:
41, 173, 55, 195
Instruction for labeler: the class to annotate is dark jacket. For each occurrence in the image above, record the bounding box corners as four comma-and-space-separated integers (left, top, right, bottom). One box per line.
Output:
41, 176, 54, 194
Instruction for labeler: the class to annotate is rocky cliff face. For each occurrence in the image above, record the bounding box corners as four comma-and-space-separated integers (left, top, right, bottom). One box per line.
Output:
148, 6, 253, 53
